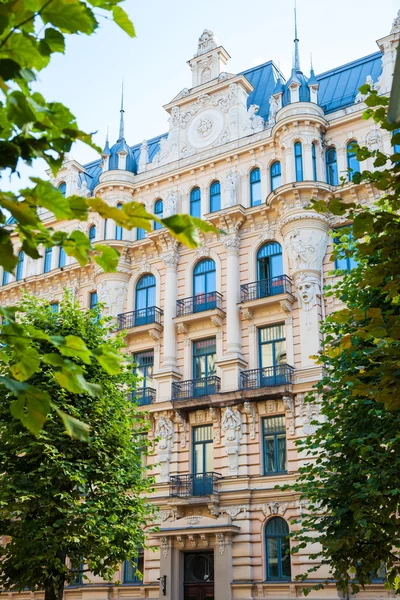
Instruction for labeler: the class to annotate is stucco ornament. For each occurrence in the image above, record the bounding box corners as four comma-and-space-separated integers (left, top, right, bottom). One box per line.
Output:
171, 106, 180, 128
248, 104, 264, 132
222, 407, 242, 476
295, 273, 321, 329
365, 128, 382, 152
138, 139, 148, 172
391, 9, 400, 34
196, 29, 217, 56
223, 169, 237, 207
268, 95, 279, 124
155, 416, 174, 482
164, 190, 179, 218
197, 116, 214, 137
78, 180, 91, 198
285, 228, 328, 274
96, 280, 128, 316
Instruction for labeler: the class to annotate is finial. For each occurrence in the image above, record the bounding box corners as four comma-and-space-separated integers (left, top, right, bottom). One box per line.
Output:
118, 79, 125, 141
293, 0, 300, 72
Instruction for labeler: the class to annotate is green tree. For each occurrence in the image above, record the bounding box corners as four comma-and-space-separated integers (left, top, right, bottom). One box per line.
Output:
288, 88, 400, 595
0, 293, 153, 600
0, 0, 217, 437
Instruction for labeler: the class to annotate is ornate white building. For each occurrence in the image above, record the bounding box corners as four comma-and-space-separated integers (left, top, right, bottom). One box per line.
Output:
1, 11, 399, 600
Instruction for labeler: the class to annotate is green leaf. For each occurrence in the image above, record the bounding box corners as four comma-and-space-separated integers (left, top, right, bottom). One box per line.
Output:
54, 371, 101, 397
54, 408, 90, 442
41, 1, 98, 34
161, 215, 220, 248
93, 345, 121, 375
0, 377, 51, 436
112, 6, 135, 37
51, 335, 91, 364
93, 244, 119, 272
43, 28, 65, 53
9, 347, 41, 382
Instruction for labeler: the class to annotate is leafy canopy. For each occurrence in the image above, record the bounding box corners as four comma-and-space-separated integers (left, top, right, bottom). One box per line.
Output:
0, 0, 219, 437
288, 87, 400, 595
0, 292, 154, 596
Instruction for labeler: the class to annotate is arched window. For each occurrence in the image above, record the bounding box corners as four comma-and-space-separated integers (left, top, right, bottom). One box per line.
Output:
250, 168, 261, 206
115, 203, 123, 240
257, 242, 283, 280
190, 187, 201, 218
265, 517, 291, 580
209, 181, 221, 213
326, 147, 338, 186
43, 247, 52, 273
58, 247, 66, 269
2, 270, 9, 286
193, 259, 217, 312
154, 199, 163, 230
294, 142, 303, 182
347, 141, 360, 182
312, 142, 318, 181
16, 250, 24, 281
136, 227, 146, 240
270, 162, 282, 191
58, 182, 67, 197
89, 225, 96, 243
135, 274, 156, 325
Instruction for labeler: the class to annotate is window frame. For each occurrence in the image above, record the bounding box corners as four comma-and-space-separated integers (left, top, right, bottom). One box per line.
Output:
190, 187, 201, 218
43, 247, 52, 273
16, 250, 24, 281
346, 140, 360, 182
294, 142, 303, 182
262, 416, 287, 475
58, 247, 66, 269
2, 270, 9, 286
89, 225, 96, 243
58, 182, 67, 197
115, 203, 123, 240
250, 167, 262, 207
192, 424, 213, 475
209, 181, 221, 213
154, 199, 163, 230
334, 227, 357, 272
123, 554, 144, 584
89, 291, 98, 310
312, 142, 318, 181
270, 161, 282, 192
265, 517, 291, 581
326, 147, 338, 186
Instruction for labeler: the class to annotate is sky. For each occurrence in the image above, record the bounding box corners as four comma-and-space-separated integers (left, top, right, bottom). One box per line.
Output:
3, 0, 399, 190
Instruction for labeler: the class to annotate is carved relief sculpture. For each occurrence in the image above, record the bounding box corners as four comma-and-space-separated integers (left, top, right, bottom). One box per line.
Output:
223, 169, 237, 207
248, 104, 264, 132
294, 273, 321, 329
155, 416, 174, 482
222, 407, 242, 475
164, 190, 179, 218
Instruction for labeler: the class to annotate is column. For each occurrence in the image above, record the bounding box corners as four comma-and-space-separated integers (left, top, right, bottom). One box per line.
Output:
223, 233, 242, 357
214, 534, 233, 600
158, 538, 182, 600
337, 146, 347, 182
162, 249, 179, 369
281, 213, 329, 368
285, 146, 294, 184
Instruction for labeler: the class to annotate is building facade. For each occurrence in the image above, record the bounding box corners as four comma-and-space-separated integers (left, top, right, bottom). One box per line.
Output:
1, 11, 400, 600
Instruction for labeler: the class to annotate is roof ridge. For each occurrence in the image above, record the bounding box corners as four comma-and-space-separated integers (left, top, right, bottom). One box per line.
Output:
316, 51, 382, 79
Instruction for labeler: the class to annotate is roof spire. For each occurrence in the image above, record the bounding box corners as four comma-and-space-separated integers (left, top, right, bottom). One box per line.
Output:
102, 125, 110, 155
293, 1, 300, 72
118, 79, 125, 141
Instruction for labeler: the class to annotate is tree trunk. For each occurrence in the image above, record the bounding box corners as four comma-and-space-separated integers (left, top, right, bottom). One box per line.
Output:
44, 551, 66, 600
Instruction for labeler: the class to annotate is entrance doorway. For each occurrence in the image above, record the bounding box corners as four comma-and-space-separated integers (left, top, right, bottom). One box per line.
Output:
184, 552, 214, 600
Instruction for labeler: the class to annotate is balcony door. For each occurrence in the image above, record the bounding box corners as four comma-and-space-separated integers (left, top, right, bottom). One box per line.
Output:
259, 324, 287, 386
257, 242, 283, 297
192, 425, 213, 495
192, 338, 216, 396
133, 350, 154, 405
135, 274, 156, 326
193, 259, 217, 313
184, 552, 214, 600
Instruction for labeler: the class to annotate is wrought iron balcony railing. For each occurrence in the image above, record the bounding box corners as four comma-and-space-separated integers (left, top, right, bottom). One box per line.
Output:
132, 387, 156, 406
176, 291, 222, 317
240, 364, 294, 390
240, 275, 292, 303
169, 472, 221, 497
117, 306, 163, 330
172, 376, 221, 401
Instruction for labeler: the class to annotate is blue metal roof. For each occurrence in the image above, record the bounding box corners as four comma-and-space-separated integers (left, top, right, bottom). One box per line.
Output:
316, 51, 382, 114
80, 51, 383, 188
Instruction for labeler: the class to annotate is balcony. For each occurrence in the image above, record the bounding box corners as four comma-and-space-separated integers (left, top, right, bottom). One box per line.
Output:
132, 387, 156, 406
175, 292, 225, 332
177, 292, 222, 316
240, 364, 294, 392
117, 307, 163, 341
169, 473, 220, 498
240, 275, 292, 303
172, 376, 221, 402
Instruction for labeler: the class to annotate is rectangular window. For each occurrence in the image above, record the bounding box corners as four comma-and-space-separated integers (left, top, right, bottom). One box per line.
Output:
133, 350, 154, 389
89, 291, 98, 309
103, 218, 108, 240
136, 228, 146, 240
192, 338, 216, 397
51, 302, 59, 313
193, 424, 213, 474
43, 247, 52, 273
334, 228, 357, 272
294, 142, 303, 182
58, 247, 66, 268
263, 416, 287, 475
123, 553, 144, 584
2, 271, 9, 286
312, 143, 318, 181
259, 324, 287, 386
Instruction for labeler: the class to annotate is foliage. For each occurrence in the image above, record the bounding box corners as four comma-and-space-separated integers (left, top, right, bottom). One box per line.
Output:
0, 293, 154, 600
0, 0, 219, 437
288, 87, 400, 595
